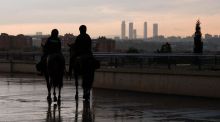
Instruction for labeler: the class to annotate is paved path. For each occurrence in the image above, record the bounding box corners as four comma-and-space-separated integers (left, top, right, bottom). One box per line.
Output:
0, 75, 220, 122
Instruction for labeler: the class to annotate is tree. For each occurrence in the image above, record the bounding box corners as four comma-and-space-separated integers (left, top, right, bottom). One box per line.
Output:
194, 20, 203, 53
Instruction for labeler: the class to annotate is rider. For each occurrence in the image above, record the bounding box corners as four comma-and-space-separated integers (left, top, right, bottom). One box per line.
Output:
44, 29, 61, 55
74, 25, 92, 57
37, 29, 62, 73
71, 25, 93, 100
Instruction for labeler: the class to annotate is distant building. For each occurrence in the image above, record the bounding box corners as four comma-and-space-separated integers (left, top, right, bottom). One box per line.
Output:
93, 37, 116, 52
121, 21, 126, 40
0, 33, 11, 50
61, 33, 76, 48
213, 35, 219, 38
32, 37, 42, 48
205, 34, 212, 40
144, 22, 148, 41
129, 22, 134, 39
115, 35, 220, 53
153, 23, 158, 38
36, 32, 43, 36
133, 29, 137, 39
0, 33, 32, 51
32, 32, 43, 48
114, 36, 120, 41
13, 34, 32, 50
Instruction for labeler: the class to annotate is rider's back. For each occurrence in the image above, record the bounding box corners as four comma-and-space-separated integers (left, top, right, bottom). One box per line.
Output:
74, 33, 92, 57
44, 36, 61, 55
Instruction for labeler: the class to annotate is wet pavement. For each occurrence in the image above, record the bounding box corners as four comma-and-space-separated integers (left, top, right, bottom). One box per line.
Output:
0, 75, 220, 122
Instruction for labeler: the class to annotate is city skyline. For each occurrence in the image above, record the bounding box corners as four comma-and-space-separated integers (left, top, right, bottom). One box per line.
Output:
0, 0, 220, 37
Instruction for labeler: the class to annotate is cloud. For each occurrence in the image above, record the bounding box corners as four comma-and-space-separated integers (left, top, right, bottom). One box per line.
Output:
0, 0, 220, 36
1, 0, 220, 25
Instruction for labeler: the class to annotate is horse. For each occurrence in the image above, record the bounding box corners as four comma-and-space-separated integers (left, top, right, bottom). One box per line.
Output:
44, 53, 65, 104
69, 44, 96, 100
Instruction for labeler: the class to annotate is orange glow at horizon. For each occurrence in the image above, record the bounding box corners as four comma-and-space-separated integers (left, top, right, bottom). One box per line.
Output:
0, 17, 219, 38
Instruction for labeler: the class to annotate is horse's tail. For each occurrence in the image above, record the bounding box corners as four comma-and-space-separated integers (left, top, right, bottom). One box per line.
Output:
48, 53, 65, 88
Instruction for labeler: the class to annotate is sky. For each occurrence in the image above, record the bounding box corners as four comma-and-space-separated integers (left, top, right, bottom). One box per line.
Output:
0, 0, 220, 38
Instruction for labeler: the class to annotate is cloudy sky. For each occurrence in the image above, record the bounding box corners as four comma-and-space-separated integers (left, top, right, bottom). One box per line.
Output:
0, 0, 220, 37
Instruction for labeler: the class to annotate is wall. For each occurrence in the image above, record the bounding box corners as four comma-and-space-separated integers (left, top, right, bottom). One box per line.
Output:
94, 68, 220, 98
0, 61, 37, 74
1, 61, 220, 98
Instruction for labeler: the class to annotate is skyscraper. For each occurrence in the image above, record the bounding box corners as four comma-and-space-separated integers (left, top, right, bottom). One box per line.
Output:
121, 21, 126, 40
133, 29, 137, 39
153, 23, 158, 38
144, 22, 147, 41
129, 22, 133, 39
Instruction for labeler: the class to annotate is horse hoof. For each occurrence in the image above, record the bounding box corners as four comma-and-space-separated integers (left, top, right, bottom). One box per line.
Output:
54, 96, 57, 102
57, 98, 61, 106
83, 94, 90, 101
84, 96, 90, 101
83, 90, 90, 100
47, 96, 52, 102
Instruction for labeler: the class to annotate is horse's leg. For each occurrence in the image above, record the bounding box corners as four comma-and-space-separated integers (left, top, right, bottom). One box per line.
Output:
58, 85, 61, 105
74, 98, 79, 122
89, 71, 95, 98
45, 73, 52, 102
53, 87, 57, 102
69, 57, 73, 80
75, 72, 79, 100
46, 100, 52, 121
53, 104, 57, 120
58, 103, 61, 121
82, 74, 89, 100
84, 69, 95, 101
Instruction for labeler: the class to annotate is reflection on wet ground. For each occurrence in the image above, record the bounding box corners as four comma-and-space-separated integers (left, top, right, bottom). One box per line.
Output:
0, 75, 220, 122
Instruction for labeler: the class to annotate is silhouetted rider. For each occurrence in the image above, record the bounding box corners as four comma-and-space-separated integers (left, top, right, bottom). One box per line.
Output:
69, 25, 94, 100
44, 29, 61, 55
74, 25, 92, 57
36, 29, 61, 73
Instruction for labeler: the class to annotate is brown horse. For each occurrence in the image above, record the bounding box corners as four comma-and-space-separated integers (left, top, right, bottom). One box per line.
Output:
44, 53, 65, 105
69, 44, 96, 100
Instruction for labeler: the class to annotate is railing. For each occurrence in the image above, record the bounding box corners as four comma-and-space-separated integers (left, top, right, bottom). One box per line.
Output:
94, 53, 220, 70
0, 52, 220, 71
